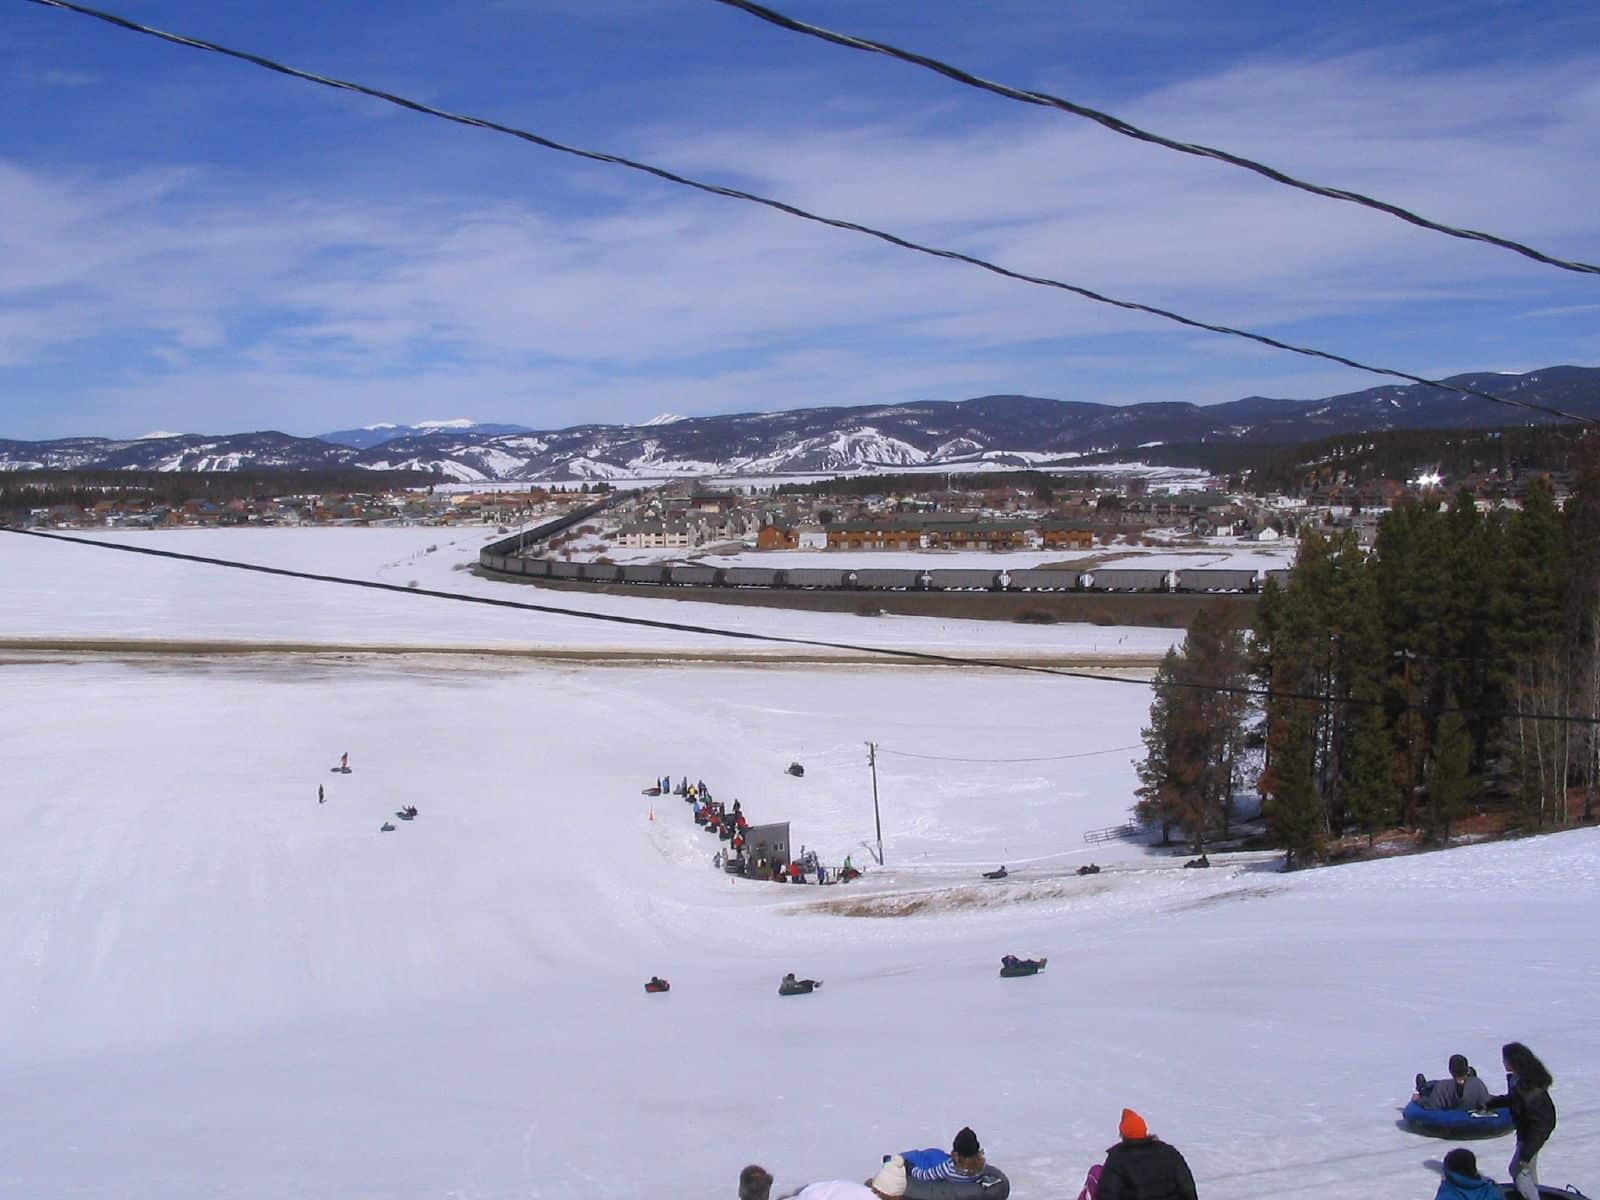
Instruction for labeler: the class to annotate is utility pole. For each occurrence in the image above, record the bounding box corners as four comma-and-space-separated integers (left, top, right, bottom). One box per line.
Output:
866, 741, 884, 865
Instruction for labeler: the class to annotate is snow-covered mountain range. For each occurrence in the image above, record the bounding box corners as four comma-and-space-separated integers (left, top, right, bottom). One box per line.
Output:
318, 420, 539, 450
4, 366, 1596, 481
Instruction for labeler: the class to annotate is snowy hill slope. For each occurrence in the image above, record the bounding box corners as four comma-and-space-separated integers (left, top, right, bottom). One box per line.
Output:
2, 643, 1596, 1199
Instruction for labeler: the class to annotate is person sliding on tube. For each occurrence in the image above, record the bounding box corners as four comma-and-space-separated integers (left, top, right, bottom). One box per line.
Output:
1414, 1054, 1492, 1111
907, 1127, 987, 1186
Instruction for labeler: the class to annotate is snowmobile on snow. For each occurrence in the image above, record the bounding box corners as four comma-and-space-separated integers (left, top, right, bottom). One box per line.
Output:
379, 821, 396, 832
1076, 863, 1102, 876
395, 806, 418, 821
982, 866, 1008, 880
644, 976, 670, 994
1183, 853, 1211, 869
786, 762, 805, 777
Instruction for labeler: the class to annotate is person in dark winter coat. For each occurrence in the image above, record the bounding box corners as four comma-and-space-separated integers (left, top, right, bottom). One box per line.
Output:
1097, 1110, 1196, 1200
1416, 1054, 1493, 1111
1487, 1042, 1556, 1200
1434, 1148, 1501, 1200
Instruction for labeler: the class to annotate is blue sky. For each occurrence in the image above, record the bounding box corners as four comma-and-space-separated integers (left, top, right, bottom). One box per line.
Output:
2, 0, 1597, 439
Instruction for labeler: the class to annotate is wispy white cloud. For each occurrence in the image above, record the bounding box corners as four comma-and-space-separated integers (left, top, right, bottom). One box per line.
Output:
13, 67, 99, 88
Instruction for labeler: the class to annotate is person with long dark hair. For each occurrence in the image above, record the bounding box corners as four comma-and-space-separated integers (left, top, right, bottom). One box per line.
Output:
1487, 1041, 1557, 1200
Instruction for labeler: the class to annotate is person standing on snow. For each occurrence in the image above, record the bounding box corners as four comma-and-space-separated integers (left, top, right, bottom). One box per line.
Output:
1487, 1042, 1557, 1200
1096, 1109, 1196, 1200
318, 784, 324, 804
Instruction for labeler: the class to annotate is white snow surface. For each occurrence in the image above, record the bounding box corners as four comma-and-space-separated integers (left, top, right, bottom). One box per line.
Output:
0, 652, 1596, 1199
1, 527, 1594, 1199
0, 527, 1182, 658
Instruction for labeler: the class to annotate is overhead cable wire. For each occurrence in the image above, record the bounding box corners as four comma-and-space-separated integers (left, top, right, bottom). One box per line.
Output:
23, 0, 1596, 427
874, 743, 1144, 764
4, 526, 1596, 727
710, 0, 1600, 278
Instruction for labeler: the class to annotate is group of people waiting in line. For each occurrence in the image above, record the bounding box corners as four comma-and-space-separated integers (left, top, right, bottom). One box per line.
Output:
727, 1043, 1562, 1200
733, 1112, 1194, 1200
661, 774, 853, 885
1418, 1042, 1558, 1200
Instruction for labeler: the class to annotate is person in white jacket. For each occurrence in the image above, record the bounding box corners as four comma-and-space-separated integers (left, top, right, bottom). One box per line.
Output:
783, 1154, 908, 1200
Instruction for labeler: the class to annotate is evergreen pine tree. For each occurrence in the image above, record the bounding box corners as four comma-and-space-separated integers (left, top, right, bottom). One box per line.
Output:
1135, 650, 1181, 845
1425, 703, 1475, 843
1262, 701, 1322, 869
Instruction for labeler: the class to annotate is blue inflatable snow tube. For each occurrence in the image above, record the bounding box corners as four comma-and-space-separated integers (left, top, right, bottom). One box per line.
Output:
1402, 1100, 1514, 1138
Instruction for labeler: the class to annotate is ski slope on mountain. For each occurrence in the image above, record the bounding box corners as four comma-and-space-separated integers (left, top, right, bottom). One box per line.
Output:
1, 654, 1595, 1200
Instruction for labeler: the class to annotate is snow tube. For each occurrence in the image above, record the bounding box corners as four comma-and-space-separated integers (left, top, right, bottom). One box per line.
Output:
904, 1166, 1011, 1200
999, 958, 1046, 978
1402, 1101, 1513, 1138
778, 979, 820, 996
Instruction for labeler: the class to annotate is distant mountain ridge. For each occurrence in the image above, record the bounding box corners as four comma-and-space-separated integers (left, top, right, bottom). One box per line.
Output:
3, 366, 1596, 482
319, 420, 539, 450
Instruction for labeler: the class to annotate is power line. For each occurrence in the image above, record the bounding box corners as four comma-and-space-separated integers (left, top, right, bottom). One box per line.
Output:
23, 0, 1595, 428
710, 0, 1600, 279
875, 743, 1143, 764
3, 526, 1595, 727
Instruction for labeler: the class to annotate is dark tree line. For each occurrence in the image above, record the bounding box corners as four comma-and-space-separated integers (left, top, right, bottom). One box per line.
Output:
0, 468, 443, 523
1136, 436, 1600, 866
1081, 423, 1588, 495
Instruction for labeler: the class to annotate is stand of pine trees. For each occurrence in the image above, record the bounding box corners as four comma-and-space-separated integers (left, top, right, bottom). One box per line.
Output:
1136, 437, 1600, 867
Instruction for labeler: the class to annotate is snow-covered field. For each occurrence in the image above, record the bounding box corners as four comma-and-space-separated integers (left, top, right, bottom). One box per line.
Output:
0, 527, 1183, 659
1, 525, 1594, 1200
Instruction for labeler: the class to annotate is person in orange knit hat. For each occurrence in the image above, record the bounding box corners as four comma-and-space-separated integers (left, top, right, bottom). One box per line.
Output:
1096, 1108, 1197, 1200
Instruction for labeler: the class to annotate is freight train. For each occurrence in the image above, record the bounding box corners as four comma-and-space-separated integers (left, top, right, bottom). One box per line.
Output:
479, 553, 1288, 594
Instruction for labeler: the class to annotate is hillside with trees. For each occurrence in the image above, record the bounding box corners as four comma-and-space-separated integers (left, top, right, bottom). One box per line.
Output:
1136, 437, 1600, 865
